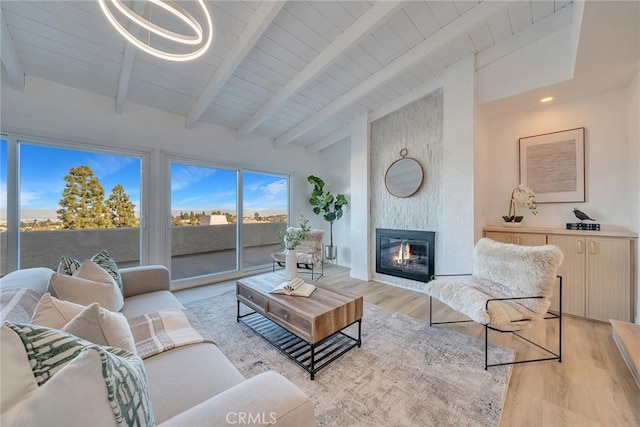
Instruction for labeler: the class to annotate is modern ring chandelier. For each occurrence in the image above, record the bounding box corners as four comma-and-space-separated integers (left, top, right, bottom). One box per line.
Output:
98, 0, 213, 62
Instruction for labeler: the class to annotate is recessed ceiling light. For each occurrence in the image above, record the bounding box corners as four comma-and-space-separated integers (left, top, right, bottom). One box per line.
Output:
540, 97, 554, 103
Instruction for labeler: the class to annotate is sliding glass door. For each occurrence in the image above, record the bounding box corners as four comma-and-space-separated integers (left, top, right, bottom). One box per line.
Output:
169, 162, 238, 280
169, 161, 290, 280
241, 171, 288, 270
0, 137, 7, 276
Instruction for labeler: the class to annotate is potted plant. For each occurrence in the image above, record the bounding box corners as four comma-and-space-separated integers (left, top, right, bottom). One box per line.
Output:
307, 175, 348, 260
503, 184, 537, 226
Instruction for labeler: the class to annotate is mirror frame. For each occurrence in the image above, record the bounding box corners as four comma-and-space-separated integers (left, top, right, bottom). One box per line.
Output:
384, 149, 424, 198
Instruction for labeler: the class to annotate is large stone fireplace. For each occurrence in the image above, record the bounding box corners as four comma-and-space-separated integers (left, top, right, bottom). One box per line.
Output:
375, 228, 435, 283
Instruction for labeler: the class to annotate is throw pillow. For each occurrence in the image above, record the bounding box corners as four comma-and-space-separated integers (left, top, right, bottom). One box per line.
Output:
0, 288, 42, 323
31, 293, 85, 329
31, 294, 135, 353
91, 250, 123, 292
62, 303, 136, 353
49, 260, 124, 311
0, 322, 154, 427
57, 250, 123, 292
57, 255, 81, 276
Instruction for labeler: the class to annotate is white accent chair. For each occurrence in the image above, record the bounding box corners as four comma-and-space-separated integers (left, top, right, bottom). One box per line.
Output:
426, 237, 564, 369
271, 228, 325, 280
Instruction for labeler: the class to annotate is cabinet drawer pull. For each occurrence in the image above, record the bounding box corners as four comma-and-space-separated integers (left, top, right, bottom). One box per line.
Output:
515, 237, 521, 245
577, 240, 584, 254
589, 240, 597, 255
248, 294, 253, 300
283, 313, 289, 320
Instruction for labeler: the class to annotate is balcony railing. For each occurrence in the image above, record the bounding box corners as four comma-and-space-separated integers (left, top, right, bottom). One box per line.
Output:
1, 222, 287, 280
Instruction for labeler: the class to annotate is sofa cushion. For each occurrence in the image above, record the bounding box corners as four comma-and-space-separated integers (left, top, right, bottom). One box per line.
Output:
120, 290, 184, 319
144, 343, 245, 423
1, 323, 153, 426
49, 260, 124, 311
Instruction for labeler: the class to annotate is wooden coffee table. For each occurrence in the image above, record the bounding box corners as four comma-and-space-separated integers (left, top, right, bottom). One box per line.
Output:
236, 272, 363, 379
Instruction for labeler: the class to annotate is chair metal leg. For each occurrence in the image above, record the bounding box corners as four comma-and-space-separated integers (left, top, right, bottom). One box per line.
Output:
431, 277, 563, 369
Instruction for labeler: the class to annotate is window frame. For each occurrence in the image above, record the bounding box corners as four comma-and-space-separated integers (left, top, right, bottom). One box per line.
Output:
1, 131, 150, 273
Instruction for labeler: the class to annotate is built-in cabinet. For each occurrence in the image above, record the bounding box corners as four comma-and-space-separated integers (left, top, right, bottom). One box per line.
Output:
483, 226, 637, 322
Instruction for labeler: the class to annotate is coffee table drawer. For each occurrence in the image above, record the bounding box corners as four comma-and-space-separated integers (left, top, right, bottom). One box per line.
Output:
267, 300, 311, 340
237, 284, 267, 312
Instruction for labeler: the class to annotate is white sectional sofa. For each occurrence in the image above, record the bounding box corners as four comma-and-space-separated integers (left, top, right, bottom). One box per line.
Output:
0, 265, 316, 426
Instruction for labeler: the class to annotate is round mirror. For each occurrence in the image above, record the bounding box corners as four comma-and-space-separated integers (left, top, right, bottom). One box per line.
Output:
384, 151, 424, 198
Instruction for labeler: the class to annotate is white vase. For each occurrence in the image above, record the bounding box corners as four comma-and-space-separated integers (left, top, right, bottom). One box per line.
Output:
285, 249, 297, 280
503, 222, 523, 228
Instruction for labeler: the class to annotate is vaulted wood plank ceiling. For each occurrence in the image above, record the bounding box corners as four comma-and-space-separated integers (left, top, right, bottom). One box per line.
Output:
1, 1, 575, 151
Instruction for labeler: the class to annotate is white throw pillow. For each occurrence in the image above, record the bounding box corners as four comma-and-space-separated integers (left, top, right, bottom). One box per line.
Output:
57, 251, 123, 292
0, 322, 153, 427
0, 324, 38, 417
31, 293, 85, 329
62, 303, 136, 353
49, 260, 124, 311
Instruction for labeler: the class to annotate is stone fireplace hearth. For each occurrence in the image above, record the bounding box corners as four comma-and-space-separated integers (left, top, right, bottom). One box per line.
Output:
375, 228, 435, 283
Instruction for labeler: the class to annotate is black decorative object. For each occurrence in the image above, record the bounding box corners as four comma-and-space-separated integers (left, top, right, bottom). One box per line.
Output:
572, 208, 596, 222
566, 223, 600, 231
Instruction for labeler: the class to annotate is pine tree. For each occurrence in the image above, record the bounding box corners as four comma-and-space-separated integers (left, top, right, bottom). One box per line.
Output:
107, 184, 137, 227
57, 165, 112, 229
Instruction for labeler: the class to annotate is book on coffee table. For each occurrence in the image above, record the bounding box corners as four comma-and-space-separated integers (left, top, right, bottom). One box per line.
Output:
270, 277, 316, 297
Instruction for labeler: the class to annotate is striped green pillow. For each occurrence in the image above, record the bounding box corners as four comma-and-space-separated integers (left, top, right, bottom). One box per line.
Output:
3, 322, 153, 426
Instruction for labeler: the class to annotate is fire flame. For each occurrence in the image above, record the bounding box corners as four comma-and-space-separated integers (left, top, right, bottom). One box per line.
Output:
398, 242, 411, 262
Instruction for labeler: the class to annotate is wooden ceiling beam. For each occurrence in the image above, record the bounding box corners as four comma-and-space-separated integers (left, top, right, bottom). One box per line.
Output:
306, 126, 351, 155
185, 1, 285, 129
274, 1, 510, 148
236, 1, 402, 140
115, 1, 147, 114
1, 11, 24, 91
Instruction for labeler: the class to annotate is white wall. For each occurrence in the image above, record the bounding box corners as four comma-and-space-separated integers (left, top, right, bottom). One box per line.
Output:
476, 27, 574, 105
485, 89, 634, 230
349, 114, 370, 280
627, 72, 640, 322
1, 77, 320, 283
440, 57, 477, 275
317, 137, 351, 267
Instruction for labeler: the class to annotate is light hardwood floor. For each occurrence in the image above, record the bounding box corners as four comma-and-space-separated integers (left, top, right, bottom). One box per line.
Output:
175, 265, 640, 426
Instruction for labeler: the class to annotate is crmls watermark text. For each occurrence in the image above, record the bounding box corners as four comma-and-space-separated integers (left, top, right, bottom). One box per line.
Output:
226, 412, 277, 424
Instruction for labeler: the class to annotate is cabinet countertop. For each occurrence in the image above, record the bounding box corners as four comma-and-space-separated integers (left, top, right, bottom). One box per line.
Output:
483, 225, 638, 239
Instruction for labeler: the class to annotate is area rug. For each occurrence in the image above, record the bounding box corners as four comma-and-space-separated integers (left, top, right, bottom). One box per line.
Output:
185, 291, 513, 427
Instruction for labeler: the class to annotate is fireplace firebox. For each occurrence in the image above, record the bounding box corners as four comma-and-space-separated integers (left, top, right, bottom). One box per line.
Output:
375, 228, 435, 283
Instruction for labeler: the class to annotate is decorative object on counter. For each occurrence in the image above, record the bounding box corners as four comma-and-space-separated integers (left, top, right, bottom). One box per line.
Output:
307, 175, 348, 261
502, 184, 538, 224
519, 127, 585, 203
279, 215, 311, 280
573, 208, 596, 222
566, 223, 601, 231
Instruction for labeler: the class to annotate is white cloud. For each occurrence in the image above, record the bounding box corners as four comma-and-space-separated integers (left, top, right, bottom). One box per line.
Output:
85, 156, 135, 178
171, 165, 217, 191
244, 178, 287, 209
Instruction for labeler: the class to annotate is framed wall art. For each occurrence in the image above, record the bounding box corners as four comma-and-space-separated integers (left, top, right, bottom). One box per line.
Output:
519, 127, 585, 203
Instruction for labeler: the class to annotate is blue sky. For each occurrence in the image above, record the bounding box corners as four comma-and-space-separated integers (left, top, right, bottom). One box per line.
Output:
1, 140, 288, 215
